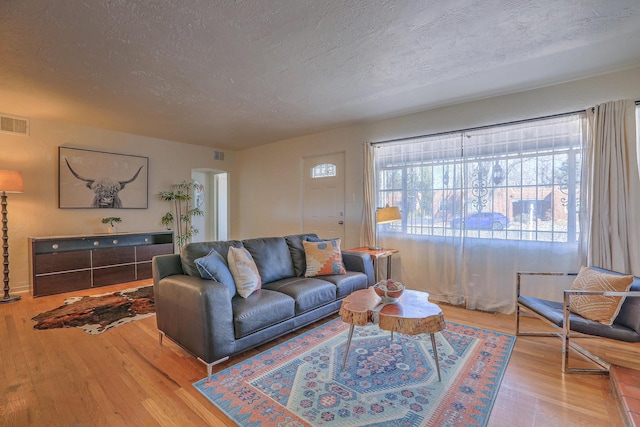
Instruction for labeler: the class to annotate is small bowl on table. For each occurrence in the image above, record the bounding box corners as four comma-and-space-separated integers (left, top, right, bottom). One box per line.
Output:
374, 280, 405, 303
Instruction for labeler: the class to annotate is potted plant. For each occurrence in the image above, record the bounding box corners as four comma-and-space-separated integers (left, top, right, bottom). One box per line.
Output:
101, 217, 122, 234
160, 181, 204, 250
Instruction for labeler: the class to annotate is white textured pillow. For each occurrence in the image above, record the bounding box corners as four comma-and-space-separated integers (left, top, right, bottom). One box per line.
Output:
227, 247, 262, 298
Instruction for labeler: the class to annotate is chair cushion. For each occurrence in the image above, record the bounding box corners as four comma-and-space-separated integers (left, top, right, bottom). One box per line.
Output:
569, 266, 633, 325
303, 238, 346, 277
243, 237, 296, 284
194, 249, 236, 298
228, 247, 262, 298
518, 295, 640, 342
232, 290, 295, 339
615, 275, 640, 333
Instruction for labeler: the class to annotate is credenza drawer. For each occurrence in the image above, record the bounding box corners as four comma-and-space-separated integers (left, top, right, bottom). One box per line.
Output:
34, 251, 91, 274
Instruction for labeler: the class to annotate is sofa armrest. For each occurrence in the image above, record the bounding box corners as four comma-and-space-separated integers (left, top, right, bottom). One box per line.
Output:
152, 254, 183, 282
342, 251, 375, 286
154, 274, 236, 364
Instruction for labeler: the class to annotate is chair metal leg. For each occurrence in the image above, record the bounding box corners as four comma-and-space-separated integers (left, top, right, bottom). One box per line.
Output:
517, 302, 610, 374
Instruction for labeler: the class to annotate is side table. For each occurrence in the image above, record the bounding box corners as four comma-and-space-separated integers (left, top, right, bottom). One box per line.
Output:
346, 247, 399, 282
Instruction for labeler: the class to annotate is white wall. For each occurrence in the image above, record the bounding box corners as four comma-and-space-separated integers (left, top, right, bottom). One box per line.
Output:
234, 66, 640, 248
4, 65, 640, 297
1, 119, 235, 294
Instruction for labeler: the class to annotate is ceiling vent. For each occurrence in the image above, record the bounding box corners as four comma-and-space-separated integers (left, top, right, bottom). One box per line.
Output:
1, 114, 29, 136
214, 151, 225, 161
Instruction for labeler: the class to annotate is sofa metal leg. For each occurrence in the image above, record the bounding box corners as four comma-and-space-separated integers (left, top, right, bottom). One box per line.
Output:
198, 356, 229, 383
158, 330, 165, 346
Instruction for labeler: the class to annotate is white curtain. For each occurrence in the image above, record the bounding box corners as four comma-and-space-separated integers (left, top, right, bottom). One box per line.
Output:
374, 115, 584, 313
584, 100, 640, 275
360, 142, 375, 248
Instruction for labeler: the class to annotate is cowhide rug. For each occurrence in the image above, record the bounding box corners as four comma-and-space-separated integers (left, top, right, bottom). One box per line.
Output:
32, 285, 155, 334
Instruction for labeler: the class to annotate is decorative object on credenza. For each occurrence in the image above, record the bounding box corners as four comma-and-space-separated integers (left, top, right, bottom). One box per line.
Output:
193, 317, 515, 427
160, 181, 204, 250
59, 147, 148, 209
31, 285, 154, 334
369, 204, 402, 250
0, 170, 23, 304
101, 216, 122, 233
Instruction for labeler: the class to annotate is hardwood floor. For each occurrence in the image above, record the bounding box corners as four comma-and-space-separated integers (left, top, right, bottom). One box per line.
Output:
1, 281, 637, 426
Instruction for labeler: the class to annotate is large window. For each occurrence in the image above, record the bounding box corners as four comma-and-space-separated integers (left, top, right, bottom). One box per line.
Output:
375, 114, 584, 242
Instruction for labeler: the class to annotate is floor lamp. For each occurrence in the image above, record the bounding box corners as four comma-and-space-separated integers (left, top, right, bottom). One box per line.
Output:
0, 170, 23, 304
370, 205, 402, 250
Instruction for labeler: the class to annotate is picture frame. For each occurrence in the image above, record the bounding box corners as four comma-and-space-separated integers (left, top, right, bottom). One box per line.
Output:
59, 147, 149, 209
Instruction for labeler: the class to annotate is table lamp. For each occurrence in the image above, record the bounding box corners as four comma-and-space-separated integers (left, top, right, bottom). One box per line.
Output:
370, 205, 402, 250
0, 170, 23, 303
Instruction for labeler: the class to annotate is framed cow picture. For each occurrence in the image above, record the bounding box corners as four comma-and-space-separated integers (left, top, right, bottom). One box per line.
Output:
59, 147, 148, 209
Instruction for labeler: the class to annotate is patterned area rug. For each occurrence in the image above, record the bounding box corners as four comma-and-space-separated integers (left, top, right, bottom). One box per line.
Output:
31, 285, 154, 334
193, 317, 515, 426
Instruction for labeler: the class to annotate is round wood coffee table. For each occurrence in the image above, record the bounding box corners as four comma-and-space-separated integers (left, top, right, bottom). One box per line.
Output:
338, 287, 446, 380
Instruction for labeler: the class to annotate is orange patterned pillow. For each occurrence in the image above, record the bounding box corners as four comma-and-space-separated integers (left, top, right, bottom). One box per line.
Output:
303, 238, 346, 277
569, 266, 633, 325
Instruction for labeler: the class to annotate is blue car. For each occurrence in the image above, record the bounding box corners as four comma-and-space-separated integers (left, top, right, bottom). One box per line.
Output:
451, 212, 509, 230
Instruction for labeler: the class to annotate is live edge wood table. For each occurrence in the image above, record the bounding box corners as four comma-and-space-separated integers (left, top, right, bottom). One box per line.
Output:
339, 287, 446, 380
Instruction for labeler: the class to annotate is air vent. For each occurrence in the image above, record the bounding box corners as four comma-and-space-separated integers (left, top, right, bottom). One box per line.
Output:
0, 114, 29, 136
214, 151, 225, 161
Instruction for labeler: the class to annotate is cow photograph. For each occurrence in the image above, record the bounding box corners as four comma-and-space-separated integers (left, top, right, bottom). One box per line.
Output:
59, 147, 148, 209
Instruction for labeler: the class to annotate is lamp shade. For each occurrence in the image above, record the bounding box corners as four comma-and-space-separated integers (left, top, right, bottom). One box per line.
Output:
0, 170, 23, 193
376, 206, 402, 224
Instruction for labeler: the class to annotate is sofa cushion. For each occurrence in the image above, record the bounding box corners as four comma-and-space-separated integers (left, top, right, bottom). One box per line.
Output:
263, 277, 336, 314
228, 247, 262, 298
181, 240, 243, 276
569, 266, 633, 325
319, 271, 369, 298
303, 238, 346, 277
243, 237, 296, 284
284, 233, 319, 277
232, 289, 295, 339
194, 249, 237, 298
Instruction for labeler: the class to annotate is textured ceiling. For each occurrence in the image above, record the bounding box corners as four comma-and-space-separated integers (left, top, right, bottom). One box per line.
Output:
2, 0, 640, 150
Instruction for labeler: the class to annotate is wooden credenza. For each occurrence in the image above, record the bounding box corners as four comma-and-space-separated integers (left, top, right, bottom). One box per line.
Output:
29, 231, 174, 297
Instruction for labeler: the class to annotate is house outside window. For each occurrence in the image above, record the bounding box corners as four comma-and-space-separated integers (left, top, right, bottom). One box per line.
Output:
375, 114, 583, 243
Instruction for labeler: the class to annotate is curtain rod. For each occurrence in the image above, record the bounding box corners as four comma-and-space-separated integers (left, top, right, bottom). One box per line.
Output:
373, 100, 640, 146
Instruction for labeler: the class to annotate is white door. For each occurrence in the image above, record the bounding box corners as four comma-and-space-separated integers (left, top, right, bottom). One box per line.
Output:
303, 153, 345, 241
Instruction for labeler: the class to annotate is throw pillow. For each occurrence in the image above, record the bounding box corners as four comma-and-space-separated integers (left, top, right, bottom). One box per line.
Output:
303, 238, 346, 277
227, 246, 262, 298
194, 249, 237, 297
569, 266, 634, 325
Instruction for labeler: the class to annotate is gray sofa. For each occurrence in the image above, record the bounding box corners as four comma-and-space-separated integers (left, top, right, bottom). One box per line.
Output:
152, 233, 374, 377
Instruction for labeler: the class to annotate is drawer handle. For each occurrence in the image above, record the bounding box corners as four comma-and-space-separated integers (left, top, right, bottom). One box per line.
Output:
93, 241, 100, 246
52, 244, 59, 250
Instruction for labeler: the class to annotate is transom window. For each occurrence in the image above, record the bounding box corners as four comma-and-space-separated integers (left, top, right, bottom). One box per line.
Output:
375, 114, 584, 242
311, 163, 337, 178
